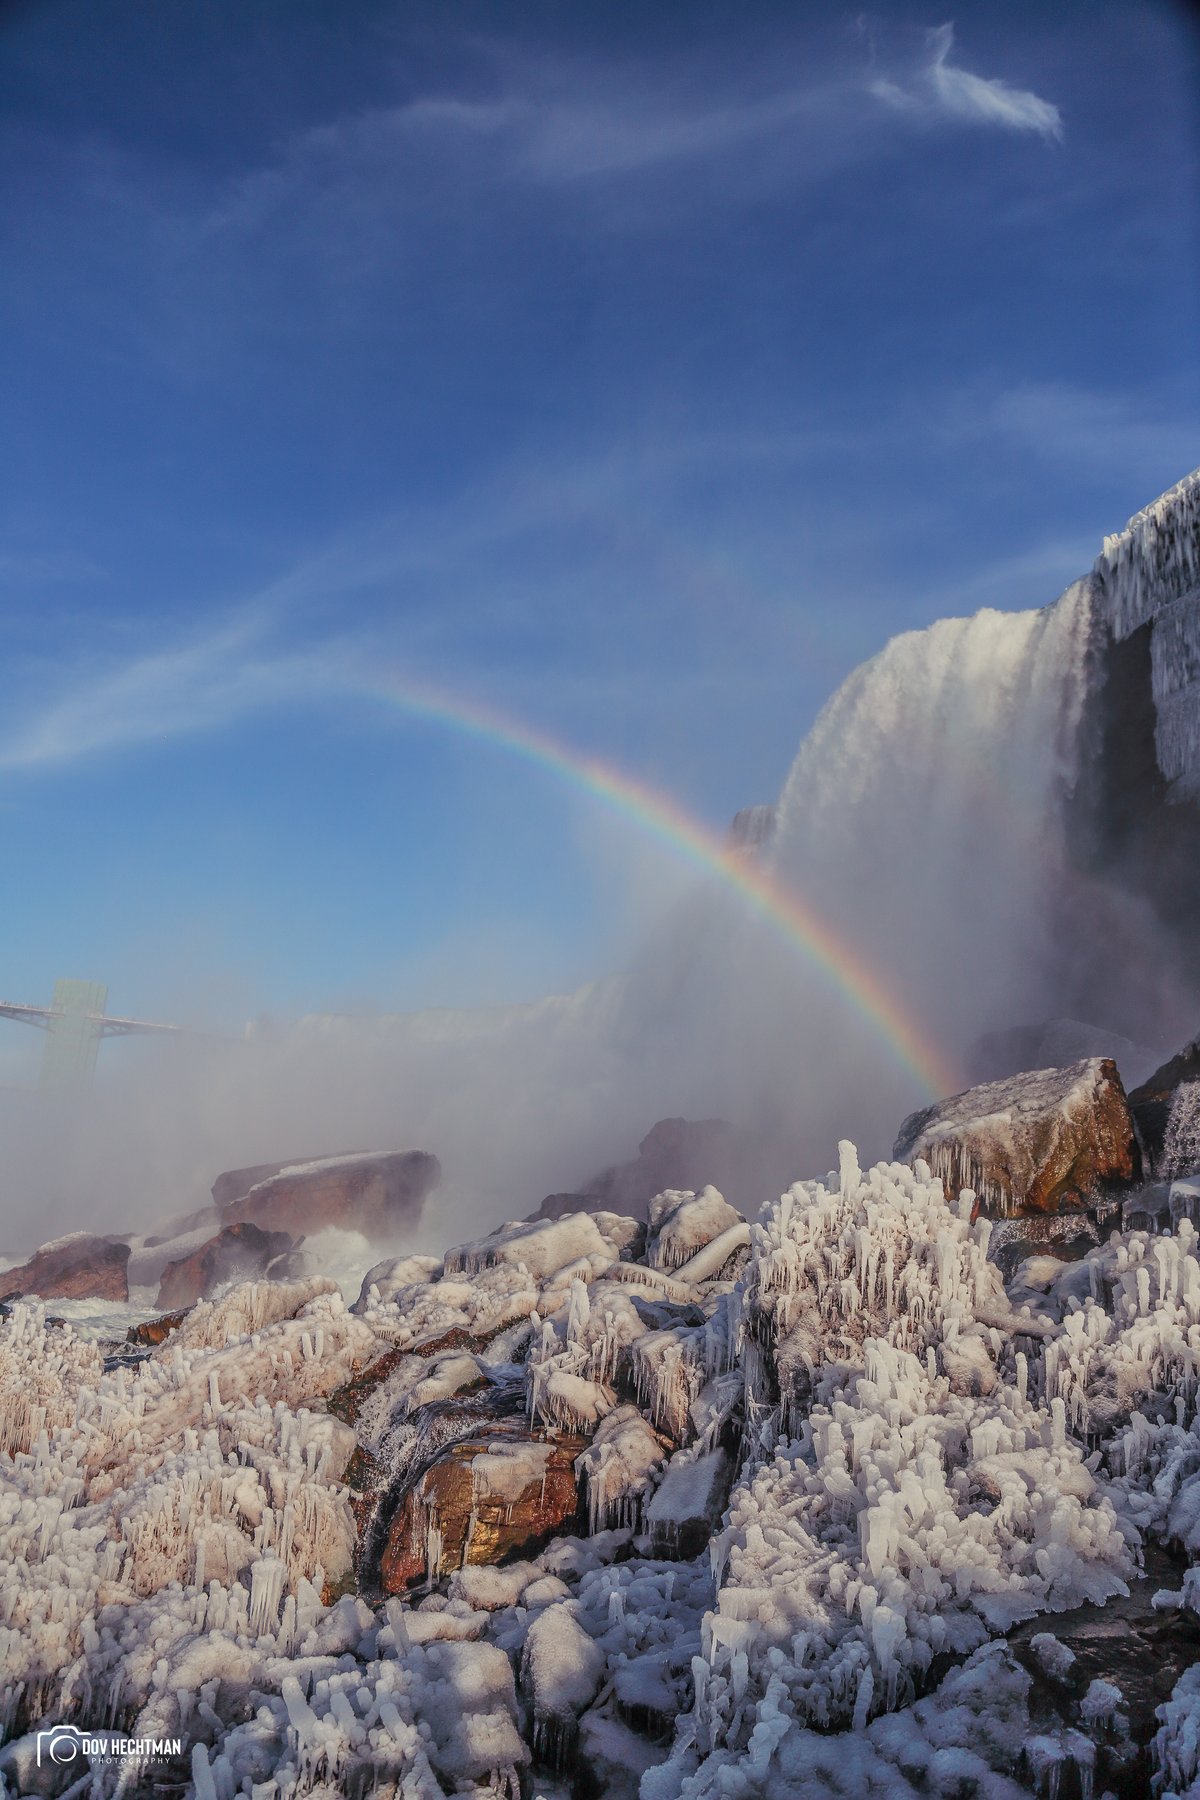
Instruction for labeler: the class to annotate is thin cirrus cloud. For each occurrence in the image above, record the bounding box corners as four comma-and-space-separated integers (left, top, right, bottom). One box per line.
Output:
201, 20, 1062, 243
870, 22, 1063, 140
0, 615, 355, 773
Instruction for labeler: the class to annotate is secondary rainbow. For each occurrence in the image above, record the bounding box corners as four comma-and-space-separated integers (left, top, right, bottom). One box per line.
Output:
365, 673, 960, 1099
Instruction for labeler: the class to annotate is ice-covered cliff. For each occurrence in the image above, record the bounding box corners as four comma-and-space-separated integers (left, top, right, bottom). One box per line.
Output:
1092, 467, 1200, 794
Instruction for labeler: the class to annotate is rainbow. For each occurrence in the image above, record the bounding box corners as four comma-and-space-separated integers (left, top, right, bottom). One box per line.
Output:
364, 674, 961, 1099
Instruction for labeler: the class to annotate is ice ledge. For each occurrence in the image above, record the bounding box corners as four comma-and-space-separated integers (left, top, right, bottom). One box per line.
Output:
1094, 465, 1200, 639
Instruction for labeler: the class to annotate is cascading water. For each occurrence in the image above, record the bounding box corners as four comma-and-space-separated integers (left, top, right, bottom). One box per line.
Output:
768, 580, 1096, 1049
604, 466, 1200, 1163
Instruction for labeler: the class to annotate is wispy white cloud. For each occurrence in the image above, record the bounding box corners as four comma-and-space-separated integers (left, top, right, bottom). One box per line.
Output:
871, 22, 1062, 141
190, 22, 1061, 254
0, 612, 356, 771
0, 428, 811, 773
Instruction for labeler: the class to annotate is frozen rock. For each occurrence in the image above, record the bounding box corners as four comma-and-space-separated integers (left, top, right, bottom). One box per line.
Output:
352, 1253, 443, 1313
379, 1426, 583, 1593
647, 1188, 745, 1273
895, 1057, 1141, 1216
0, 1232, 131, 1302
575, 1404, 667, 1534
218, 1149, 440, 1244
155, 1220, 298, 1309
521, 1606, 605, 1769
444, 1211, 611, 1283
1128, 1033, 1200, 1173
577, 1707, 668, 1800
645, 1445, 731, 1559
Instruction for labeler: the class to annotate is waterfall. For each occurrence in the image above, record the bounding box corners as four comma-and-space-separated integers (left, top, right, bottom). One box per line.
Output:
766, 581, 1096, 1051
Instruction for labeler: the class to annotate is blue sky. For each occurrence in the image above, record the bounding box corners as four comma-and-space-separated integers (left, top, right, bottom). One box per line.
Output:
0, 0, 1197, 1050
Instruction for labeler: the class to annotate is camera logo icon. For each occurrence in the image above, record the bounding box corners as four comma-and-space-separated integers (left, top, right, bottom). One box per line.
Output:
35, 1724, 86, 1768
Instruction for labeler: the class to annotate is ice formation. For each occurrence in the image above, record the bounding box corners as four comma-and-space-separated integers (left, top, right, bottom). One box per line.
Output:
893, 1057, 1135, 1217
1162, 1082, 1200, 1182
11, 1145, 1200, 1799
1095, 464, 1200, 790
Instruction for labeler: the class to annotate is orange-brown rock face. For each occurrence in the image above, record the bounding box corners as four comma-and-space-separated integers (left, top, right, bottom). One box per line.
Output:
380, 1428, 584, 1595
0, 1234, 130, 1302
216, 1150, 440, 1243
125, 1307, 190, 1347
894, 1057, 1141, 1216
155, 1221, 296, 1309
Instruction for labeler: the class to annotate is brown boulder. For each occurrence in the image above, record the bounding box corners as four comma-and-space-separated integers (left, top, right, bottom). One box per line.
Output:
155, 1221, 296, 1310
126, 1308, 190, 1347
1128, 1035, 1200, 1173
380, 1426, 584, 1594
895, 1057, 1141, 1217
216, 1150, 439, 1243
0, 1233, 130, 1302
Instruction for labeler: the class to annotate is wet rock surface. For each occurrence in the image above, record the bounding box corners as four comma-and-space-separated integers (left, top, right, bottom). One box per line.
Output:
379, 1421, 586, 1594
155, 1219, 297, 1309
0, 1232, 131, 1301
1006, 1543, 1200, 1799
217, 1149, 440, 1243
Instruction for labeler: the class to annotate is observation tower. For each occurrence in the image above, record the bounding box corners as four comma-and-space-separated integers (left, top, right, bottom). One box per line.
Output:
0, 979, 188, 1087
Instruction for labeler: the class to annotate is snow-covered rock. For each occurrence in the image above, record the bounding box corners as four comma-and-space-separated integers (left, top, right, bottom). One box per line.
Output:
521, 1606, 605, 1769
0, 1233, 131, 1302
444, 1211, 612, 1283
647, 1188, 746, 1275
217, 1149, 440, 1244
575, 1403, 667, 1534
895, 1058, 1140, 1216
646, 1446, 731, 1559
1095, 465, 1200, 791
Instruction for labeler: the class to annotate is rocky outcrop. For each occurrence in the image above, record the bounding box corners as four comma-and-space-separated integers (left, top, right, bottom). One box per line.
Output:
155, 1222, 297, 1310
0, 1233, 130, 1302
380, 1427, 584, 1594
646, 1186, 747, 1276
535, 1116, 794, 1224
211, 1162, 296, 1210
1128, 1035, 1200, 1173
895, 1058, 1141, 1216
217, 1150, 439, 1243
645, 1445, 731, 1559
126, 1308, 189, 1348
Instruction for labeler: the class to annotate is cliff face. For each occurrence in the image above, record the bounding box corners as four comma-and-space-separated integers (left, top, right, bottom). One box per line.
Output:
1066, 470, 1200, 1012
